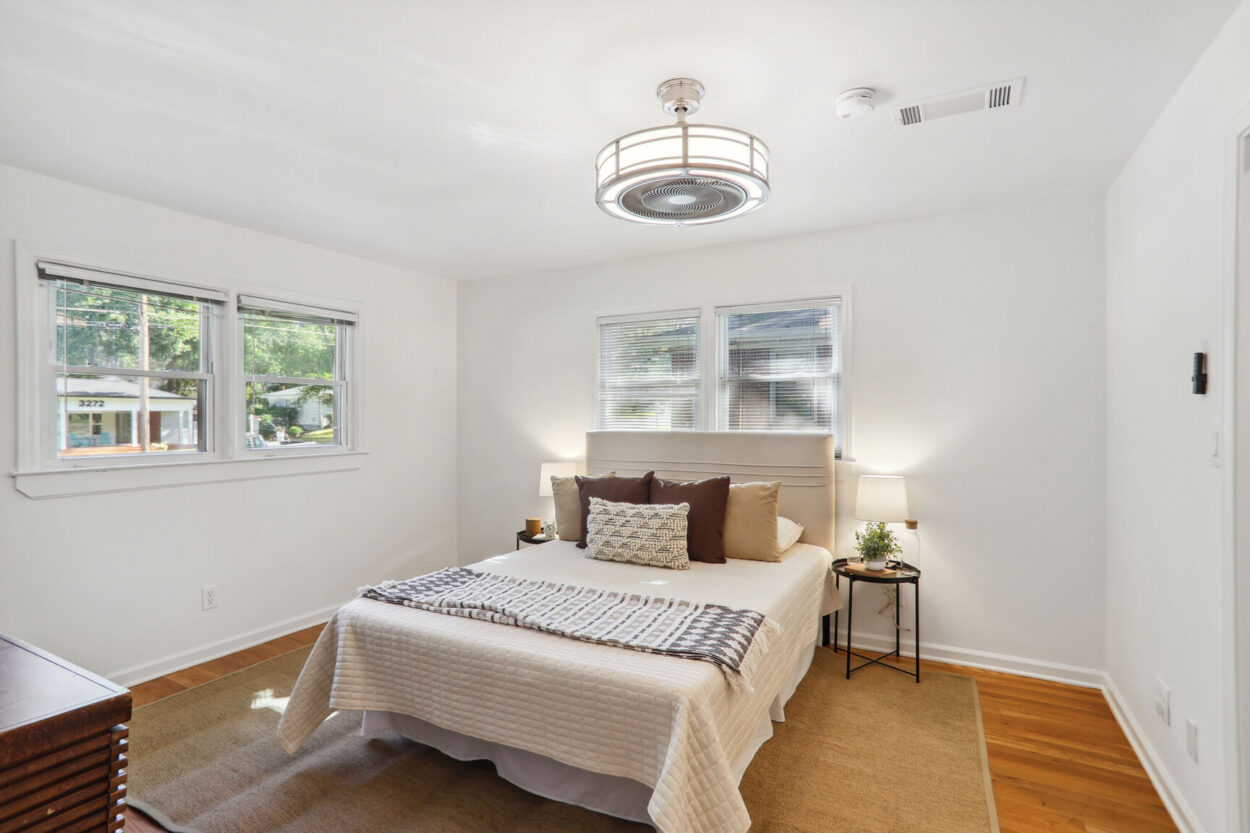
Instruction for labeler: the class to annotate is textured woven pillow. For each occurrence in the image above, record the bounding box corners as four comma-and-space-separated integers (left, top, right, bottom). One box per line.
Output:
585, 497, 691, 570
576, 471, 655, 548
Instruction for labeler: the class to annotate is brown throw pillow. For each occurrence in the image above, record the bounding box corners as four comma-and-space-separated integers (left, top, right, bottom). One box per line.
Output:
576, 471, 655, 548
650, 476, 730, 563
723, 481, 782, 561
552, 471, 614, 541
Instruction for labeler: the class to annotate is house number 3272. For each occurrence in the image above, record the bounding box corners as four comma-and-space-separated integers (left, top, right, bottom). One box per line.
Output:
77, 399, 105, 408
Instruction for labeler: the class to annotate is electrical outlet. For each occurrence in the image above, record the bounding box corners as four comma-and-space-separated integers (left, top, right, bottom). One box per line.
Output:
1185, 719, 1198, 763
1154, 677, 1171, 726
201, 585, 218, 611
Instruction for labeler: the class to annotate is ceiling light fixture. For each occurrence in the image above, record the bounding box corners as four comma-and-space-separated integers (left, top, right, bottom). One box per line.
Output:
595, 78, 769, 226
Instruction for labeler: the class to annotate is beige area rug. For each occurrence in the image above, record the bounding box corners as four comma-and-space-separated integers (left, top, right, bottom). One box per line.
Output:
129, 645, 999, 833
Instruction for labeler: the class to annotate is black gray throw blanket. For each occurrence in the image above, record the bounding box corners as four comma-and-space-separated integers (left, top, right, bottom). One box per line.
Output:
360, 568, 781, 690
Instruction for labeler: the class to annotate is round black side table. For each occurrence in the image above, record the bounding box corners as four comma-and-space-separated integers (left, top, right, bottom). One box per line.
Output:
831, 558, 921, 682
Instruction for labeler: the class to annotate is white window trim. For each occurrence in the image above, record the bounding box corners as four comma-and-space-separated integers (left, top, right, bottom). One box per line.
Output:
590, 289, 853, 459
12, 242, 368, 498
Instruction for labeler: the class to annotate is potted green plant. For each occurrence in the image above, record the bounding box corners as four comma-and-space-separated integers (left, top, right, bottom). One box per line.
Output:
854, 522, 902, 571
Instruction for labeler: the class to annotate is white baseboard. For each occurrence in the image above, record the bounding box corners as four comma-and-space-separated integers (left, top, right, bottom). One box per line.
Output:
106, 601, 341, 687
1102, 676, 1207, 833
837, 630, 1105, 688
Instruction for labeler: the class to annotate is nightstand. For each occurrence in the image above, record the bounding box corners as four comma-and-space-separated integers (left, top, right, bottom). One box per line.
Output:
516, 530, 555, 550
831, 558, 921, 682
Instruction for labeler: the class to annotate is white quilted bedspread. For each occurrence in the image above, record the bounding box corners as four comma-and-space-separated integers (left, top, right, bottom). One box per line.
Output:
277, 541, 838, 833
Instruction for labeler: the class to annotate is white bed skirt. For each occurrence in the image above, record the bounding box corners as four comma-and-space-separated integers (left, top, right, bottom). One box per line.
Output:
360, 631, 819, 829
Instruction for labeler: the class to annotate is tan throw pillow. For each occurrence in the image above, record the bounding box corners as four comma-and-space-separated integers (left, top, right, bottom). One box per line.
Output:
723, 481, 782, 561
552, 471, 614, 541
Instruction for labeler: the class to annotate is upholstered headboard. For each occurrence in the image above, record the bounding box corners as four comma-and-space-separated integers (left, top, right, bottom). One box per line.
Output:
585, 431, 836, 552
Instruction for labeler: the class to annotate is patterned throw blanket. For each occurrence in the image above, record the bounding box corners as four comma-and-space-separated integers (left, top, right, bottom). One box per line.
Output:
360, 568, 781, 690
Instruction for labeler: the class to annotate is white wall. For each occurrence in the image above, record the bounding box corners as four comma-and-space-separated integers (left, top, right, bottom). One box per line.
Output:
458, 196, 1107, 676
0, 164, 459, 682
1104, 4, 1250, 832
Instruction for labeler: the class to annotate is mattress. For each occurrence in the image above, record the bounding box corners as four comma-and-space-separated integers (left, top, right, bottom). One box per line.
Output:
277, 540, 838, 833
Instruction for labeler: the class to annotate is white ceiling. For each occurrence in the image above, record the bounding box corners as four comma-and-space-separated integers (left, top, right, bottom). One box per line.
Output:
0, 1, 1240, 279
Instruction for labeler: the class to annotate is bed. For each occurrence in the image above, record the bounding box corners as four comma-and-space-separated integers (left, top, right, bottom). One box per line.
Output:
277, 431, 839, 833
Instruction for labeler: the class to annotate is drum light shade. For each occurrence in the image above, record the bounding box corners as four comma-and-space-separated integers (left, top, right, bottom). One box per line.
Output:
855, 475, 909, 523
596, 78, 769, 226
539, 461, 577, 496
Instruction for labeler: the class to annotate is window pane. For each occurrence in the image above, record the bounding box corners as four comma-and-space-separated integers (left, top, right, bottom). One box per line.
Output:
55, 281, 201, 372
717, 304, 841, 449
58, 374, 203, 456
245, 382, 340, 447
597, 315, 699, 430
242, 312, 336, 379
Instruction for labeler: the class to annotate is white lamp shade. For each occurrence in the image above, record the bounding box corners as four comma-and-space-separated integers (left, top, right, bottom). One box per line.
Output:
855, 475, 909, 522
539, 462, 577, 496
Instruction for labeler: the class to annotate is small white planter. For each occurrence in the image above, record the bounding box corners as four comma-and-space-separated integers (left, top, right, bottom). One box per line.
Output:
864, 559, 887, 571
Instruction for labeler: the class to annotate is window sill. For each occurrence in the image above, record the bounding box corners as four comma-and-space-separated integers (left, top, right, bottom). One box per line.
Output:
11, 450, 368, 499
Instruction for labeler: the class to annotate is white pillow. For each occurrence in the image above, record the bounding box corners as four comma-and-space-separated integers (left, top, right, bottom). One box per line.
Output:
777, 516, 804, 553
585, 497, 691, 570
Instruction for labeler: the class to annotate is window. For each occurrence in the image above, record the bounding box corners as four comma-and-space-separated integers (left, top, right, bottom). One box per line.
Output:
716, 300, 842, 452
42, 263, 220, 460
597, 311, 700, 430
17, 252, 365, 497
239, 297, 355, 450
595, 296, 846, 455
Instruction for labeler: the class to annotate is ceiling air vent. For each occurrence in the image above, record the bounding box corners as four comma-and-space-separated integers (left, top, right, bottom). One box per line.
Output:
891, 78, 1024, 128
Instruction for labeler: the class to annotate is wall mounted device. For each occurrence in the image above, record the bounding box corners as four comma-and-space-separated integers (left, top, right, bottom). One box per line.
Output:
1192, 352, 1208, 395
835, 88, 875, 120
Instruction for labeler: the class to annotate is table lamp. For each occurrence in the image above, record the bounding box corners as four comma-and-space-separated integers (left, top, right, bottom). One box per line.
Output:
854, 475, 909, 524
539, 461, 577, 496
538, 461, 577, 538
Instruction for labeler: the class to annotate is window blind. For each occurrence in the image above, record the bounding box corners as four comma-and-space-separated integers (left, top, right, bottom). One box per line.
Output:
597, 311, 700, 430
716, 299, 842, 451
38, 261, 229, 305
237, 294, 357, 326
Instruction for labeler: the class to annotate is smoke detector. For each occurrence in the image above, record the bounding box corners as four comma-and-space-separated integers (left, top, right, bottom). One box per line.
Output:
892, 78, 1024, 127
835, 88, 875, 120
595, 78, 770, 226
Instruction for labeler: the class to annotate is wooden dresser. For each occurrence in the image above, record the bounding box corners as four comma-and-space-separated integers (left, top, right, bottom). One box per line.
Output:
0, 634, 130, 833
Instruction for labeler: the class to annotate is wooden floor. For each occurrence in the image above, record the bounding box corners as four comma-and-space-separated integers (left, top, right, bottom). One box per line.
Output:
123, 627, 1177, 833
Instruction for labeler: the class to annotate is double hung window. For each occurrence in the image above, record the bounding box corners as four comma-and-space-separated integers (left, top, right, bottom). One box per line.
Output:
596, 311, 700, 430
716, 300, 842, 453
42, 262, 221, 460
23, 256, 359, 492
596, 297, 845, 455
240, 297, 354, 449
